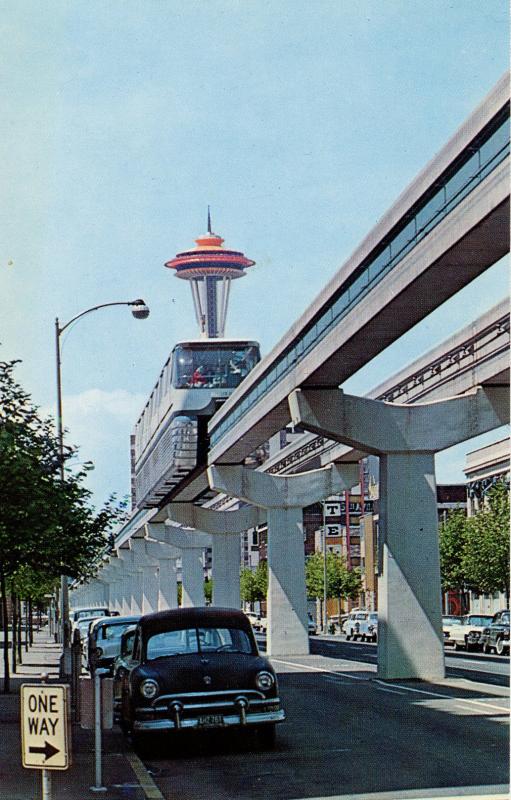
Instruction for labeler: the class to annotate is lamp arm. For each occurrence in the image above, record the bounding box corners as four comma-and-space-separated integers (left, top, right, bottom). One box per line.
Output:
57, 300, 141, 335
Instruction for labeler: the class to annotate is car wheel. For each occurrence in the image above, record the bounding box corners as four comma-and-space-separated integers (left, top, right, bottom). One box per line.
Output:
453, 641, 462, 651
257, 724, 276, 749
482, 642, 492, 654
496, 638, 507, 656
346, 633, 351, 641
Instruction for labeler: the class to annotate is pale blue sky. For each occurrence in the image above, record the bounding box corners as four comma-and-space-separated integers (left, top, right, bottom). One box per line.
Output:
2, 1, 509, 508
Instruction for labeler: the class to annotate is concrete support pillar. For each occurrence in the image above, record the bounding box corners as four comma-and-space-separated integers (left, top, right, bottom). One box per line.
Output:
147, 524, 211, 609
210, 533, 241, 608
165, 506, 266, 610
143, 530, 180, 611
208, 464, 358, 656
130, 540, 159, 615
289, 385, 509, 679
180, 547, 205, 608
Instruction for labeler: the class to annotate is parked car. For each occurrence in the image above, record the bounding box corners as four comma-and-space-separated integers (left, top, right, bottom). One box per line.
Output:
245, 612, 264, 632
344, 610, 369, 641
70, 606, 111, 625
482, 610, 510, 655
87, 615, 141, 674
113, 625, 138, 718
359, 612, 378, 642
307, 613, 317, 635
447, 614, 494, 651
442, 615, 464, 647
118, 607, 285, 747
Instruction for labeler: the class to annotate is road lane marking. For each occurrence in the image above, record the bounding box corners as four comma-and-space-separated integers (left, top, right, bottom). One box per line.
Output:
273, 659, 508, 711
126, 752, 165, 800
272, 658, 369, 680
373, 680, 509, 713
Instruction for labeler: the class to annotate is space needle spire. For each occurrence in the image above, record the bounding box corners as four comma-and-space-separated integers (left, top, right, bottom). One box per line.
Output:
165, 213, 255, 339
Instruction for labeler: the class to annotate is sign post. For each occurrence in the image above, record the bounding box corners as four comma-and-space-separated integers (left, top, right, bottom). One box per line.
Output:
21, 683, 71, 799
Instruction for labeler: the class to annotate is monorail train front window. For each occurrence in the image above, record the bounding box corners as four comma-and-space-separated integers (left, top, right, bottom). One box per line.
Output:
172, 344, 259, 389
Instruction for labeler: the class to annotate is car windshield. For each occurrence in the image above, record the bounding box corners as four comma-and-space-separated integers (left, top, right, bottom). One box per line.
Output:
77, 619, 95, 634
75, 609, 108, 620
465, 616, 493, 626
146, 626, 253, 660
443, 617, 463, 625
101, 622, 135, 641
501, 612, 510, 624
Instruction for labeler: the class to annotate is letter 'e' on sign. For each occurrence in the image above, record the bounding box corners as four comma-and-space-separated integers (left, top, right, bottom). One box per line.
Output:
21, 684, 71, 770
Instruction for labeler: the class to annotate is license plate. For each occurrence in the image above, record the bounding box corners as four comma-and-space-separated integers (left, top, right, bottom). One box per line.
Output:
198, 714, 224, 727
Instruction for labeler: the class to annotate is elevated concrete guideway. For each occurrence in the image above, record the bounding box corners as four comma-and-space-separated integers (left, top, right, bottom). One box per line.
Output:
255, 299, 509, 475
205, 74, 509, 474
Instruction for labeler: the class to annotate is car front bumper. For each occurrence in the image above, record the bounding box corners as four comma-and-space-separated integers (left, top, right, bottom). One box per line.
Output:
132, 690, 285, 732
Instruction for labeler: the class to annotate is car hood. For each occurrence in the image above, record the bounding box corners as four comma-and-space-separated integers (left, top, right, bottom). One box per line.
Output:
133, 653, 276, 695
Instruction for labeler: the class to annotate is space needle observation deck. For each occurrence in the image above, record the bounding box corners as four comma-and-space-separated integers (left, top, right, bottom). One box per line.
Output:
165, 211, 255, 339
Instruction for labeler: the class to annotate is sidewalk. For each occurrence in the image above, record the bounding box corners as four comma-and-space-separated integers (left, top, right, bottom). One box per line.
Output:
0, 627, 146, 799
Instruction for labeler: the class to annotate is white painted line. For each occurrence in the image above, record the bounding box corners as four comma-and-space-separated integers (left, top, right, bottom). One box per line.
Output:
272, 658, 369, 680
373, 680, 509, 713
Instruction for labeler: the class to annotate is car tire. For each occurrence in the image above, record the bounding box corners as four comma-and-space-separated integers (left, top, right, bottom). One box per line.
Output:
482, 642, 492, 654
454, 641, 462, 651
346, 633, 351, 641
496, 638, 507, 656
257, 724, 276, 749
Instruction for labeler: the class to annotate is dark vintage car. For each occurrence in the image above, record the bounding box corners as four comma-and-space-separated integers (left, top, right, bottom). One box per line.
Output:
118, 607, 285, 747
482, 610, 510, 655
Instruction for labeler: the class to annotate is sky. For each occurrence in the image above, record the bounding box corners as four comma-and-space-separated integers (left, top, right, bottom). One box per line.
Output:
1, 0, 509, 510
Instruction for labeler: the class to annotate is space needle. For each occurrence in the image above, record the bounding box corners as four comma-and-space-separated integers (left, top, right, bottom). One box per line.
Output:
165, 209, 255, 338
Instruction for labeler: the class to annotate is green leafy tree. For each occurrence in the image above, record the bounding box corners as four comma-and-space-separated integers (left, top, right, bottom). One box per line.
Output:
253, 560, 268, 599
240, 569, 259, 604
463, 482, 510, 605
0, 357, 126, 691
305, 552, 362, 601
204, 577, 213, 605
439, 509, 469, 592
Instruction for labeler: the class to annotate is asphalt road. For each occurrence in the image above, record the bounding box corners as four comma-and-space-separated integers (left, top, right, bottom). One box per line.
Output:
135, 638, 509, 800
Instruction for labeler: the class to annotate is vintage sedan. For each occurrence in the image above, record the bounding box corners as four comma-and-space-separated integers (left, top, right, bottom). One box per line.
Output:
447, 614, 493, 651
87, 615, 141, 674
483, 610, 510, 655
118, 607, 285, 747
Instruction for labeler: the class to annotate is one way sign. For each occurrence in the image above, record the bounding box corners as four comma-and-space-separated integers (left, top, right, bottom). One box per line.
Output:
21, 684, 70, 770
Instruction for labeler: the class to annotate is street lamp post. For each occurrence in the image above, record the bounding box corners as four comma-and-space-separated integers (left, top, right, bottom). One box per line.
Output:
55, 298, 149, 676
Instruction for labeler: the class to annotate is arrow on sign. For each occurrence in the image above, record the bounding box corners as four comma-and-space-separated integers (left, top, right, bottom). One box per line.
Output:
28, 741, 60, 761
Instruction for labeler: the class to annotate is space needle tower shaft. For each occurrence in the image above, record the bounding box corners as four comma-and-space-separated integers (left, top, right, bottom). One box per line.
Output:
165, 210, 255, 338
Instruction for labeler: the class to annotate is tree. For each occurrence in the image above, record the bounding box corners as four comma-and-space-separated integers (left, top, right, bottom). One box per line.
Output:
0, 357, 126, 691
439, 509, 469, 592
305, 552, 362, 602
240, 562, 268, 606
463, 482, 510, 606
204, 577, 213, 605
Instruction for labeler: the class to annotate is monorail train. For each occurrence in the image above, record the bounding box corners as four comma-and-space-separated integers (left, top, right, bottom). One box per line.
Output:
133, 338, 260, 508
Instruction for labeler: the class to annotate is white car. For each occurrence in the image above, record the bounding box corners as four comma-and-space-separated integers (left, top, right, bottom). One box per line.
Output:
442, 615, 464, 647
447, 614, 494, 651
344, 610, 370, 641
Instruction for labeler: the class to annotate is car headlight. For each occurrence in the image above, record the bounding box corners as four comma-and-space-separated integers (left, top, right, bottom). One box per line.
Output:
140, 679, 159, 699
255, 671, 275, 691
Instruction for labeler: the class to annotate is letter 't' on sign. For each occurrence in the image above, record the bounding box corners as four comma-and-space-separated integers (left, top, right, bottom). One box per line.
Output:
21, 684, 70, 770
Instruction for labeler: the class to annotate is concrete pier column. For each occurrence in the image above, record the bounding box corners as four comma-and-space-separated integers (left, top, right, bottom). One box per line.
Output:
289, 385, 509, 679
211, 533, 241, 608
117, 548, 144, 615
208, 464, 358, 656
166, 506, 266, 610
131, 540, 159, 614
143, 531, 180, 611
147, 524, 211, 608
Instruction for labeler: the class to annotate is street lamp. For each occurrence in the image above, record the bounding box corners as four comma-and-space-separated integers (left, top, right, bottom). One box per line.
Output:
55, 298, 149, 676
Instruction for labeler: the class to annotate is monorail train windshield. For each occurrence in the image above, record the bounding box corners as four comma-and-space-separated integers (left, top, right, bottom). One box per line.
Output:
172, 343, 259, 389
